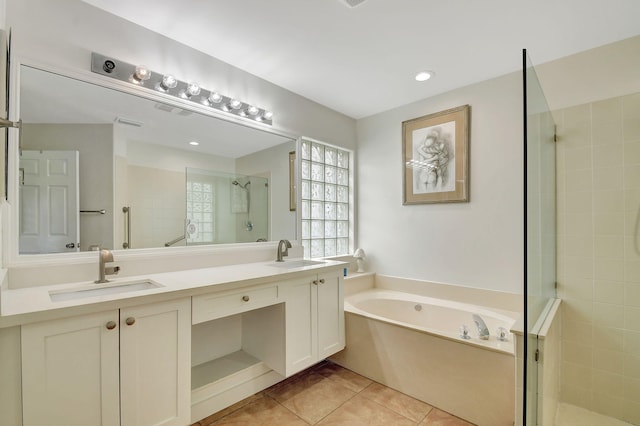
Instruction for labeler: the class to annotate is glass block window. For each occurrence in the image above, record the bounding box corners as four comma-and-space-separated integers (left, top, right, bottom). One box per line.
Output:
301, 139, 351, 258
186, 179, 215, 243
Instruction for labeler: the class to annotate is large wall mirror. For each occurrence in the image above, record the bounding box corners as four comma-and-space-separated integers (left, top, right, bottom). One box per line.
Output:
14, 63, 297, 256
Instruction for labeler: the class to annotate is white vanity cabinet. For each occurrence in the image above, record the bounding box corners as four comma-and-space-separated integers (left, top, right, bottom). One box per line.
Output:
21, 298, 191, 426
283, 270, 345, 375
13, 261, 346, 425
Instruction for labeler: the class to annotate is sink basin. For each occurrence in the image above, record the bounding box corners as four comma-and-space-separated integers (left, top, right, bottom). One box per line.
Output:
50, 279, 164, 302
269, 260, 326, 269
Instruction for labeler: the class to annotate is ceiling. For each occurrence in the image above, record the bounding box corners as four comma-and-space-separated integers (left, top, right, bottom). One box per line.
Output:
81, 0, 640, 119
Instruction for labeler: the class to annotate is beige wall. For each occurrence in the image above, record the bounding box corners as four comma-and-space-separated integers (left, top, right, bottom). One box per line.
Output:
357, 71, 524, 293
126, 165, 185, 249
236, 141, 297, 243
0, 0, 5, 29
556, 91, 640, 424
536, 35, 640, 112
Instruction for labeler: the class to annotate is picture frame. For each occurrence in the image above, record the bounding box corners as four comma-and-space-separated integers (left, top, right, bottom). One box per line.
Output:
402, 105, 470, 204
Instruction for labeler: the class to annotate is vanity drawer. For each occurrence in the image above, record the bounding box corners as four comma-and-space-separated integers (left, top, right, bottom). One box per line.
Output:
192, 285, 279, 324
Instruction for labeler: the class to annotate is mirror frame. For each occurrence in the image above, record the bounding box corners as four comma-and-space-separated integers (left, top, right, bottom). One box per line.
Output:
3, 56, 301, 267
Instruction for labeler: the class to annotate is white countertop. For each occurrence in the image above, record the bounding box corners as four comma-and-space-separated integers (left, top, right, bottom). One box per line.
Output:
0, 258, 346, 328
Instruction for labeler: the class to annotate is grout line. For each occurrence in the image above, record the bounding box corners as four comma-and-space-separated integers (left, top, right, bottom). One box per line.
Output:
263, 393, 312, 425
194, 363, 476, 425
355, 381, 433, 424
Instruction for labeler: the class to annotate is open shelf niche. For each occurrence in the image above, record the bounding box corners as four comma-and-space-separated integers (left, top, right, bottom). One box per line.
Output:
190, 303, 286, 420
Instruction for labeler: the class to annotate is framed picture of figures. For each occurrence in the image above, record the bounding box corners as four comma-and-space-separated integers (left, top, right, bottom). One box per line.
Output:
402, 105, 470, 204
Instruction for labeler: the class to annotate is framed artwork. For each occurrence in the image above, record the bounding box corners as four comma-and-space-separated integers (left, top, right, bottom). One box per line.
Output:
402, 105, 470, 204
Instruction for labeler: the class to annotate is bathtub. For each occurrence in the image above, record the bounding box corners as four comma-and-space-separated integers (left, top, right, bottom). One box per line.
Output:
345, 289, 517, 354
331, 285, 518, 426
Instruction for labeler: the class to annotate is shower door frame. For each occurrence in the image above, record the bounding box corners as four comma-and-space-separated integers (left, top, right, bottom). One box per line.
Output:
523, 48, 557, 426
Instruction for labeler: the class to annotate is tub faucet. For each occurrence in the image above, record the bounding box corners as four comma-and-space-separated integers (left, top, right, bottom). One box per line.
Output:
276, 239, 292, 262
95, 248, 120, 283
472, 314, 490, 340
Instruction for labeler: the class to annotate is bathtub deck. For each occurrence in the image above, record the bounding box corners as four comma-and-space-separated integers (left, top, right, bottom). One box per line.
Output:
191, 360, 475, 425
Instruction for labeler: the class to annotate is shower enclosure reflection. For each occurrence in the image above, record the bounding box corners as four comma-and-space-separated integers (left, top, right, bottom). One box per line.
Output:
182, 170, 268, 247
125, 170, 269, 249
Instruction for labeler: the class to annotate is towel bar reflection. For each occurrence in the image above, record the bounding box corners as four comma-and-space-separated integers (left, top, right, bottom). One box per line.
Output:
122, 206, 131, 249
165, 234, 186, 247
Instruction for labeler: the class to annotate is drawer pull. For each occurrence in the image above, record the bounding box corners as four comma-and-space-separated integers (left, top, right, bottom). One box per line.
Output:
313, 280, 318, 285
125, 317, 136, 326
106, 321, 117, 330
242, 295, 250, 302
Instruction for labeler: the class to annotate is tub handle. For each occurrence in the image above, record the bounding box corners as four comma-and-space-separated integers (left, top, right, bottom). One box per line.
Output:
496, 327, 509, 341
460, 324, 471, 340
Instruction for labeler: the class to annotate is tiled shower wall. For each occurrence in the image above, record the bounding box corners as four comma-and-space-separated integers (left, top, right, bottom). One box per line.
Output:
556, 92, 640, 424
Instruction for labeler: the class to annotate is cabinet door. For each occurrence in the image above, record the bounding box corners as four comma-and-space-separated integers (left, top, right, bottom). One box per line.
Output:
317, 271, 345, 359
21, 310, 120, 426
283, 277, 317, 375
120, 298, 191, 426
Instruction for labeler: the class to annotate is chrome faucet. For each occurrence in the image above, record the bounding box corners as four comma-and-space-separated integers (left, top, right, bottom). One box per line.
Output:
276, 239, 292, 262
95, 249, 120, 283
472, 314, 490, 340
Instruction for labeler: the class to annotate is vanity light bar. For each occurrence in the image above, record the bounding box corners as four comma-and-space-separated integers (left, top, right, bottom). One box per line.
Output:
90, 53, 273, 125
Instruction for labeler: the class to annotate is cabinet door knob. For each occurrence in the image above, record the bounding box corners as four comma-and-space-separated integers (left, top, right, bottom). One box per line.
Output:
106, 321, 117, 330
312, 280, 318, 285
242, 295, 250, 302
125, 317, 136, 326
319, 278, 325, 284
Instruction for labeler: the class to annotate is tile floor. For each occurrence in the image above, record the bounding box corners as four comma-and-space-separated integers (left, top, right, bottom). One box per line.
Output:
192, 360, 475, 425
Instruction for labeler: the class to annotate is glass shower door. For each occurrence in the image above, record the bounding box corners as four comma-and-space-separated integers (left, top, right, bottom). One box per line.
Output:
523, 49, 557, 426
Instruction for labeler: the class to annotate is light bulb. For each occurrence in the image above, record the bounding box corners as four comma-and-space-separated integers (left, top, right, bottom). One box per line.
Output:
132, 65, 151, 83
186, 82, 201, 97
208, 92, 223, 104
229, 99, 242, 110
246, 105, 260, 116
158, 74, 177, 91
262, 111, 273, 120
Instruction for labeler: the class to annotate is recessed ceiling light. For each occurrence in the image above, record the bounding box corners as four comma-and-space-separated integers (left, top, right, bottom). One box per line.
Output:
189, 141, 199, 146
415, 70, 435, 82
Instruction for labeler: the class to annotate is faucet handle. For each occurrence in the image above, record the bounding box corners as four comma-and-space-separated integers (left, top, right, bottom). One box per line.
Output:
105, 266, 120, 276
496, 327, 509, 342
